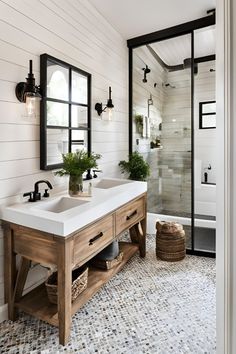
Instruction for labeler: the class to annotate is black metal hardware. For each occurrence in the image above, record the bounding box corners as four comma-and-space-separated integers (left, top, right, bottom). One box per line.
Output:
127, 14, 215, 48
23, 180, 53, 202
34, 180, 53, 194
23, 192, 34, 202
126, 210, 138, 220
43, 189, 50, 198
89, 232, 104, 245
93, 169, 102, 178
15, 60, 41, 103
95, 86, 114, 116
85, 169, 93, 180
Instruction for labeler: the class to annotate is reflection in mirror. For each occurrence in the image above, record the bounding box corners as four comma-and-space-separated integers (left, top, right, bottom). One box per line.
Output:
71, 130, 88, 153
71, 105, 88, 128
40, 54, 91, 170
47, 62, 69, 101
47, 129, 68, 166
47, 101, 68, 126
72, 71, 88, 104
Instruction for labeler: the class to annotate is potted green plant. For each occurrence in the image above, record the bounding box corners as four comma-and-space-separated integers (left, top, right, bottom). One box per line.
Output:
119, 151, 150, 181
55, 151, 101, 196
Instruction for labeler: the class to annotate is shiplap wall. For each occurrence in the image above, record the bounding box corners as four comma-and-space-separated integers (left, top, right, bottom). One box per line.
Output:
0, 0, 128, 321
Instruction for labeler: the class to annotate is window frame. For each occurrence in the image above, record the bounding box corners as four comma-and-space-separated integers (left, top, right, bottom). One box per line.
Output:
199, 100, 216, 129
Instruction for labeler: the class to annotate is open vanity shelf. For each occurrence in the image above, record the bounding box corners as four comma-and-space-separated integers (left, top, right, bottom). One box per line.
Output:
3, 193, 147, 345
15, 242, 139, 327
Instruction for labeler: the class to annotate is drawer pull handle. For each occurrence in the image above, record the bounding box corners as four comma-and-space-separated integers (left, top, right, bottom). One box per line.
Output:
126, 209, 138, 220
89, 232, 104, 245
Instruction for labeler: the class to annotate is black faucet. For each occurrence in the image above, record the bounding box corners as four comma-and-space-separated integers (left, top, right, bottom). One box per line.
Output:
93, 169, 102, 178
23, 180, 53, 202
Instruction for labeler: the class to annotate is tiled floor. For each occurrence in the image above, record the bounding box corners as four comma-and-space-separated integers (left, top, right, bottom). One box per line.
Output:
0, 234, 216, 354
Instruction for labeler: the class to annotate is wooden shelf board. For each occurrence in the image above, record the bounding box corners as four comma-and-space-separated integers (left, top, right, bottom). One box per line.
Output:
72, 241, 139, 315
15, 283, 58, 326
14, 242, 139, 327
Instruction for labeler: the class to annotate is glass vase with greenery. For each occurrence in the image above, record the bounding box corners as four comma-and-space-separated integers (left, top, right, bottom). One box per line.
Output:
55, 151, 101, 196
119, 151, 150, 181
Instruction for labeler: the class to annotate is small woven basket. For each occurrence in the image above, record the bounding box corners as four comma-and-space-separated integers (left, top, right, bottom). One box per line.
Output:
45, 266, 88, 304
90, 252, 124, 270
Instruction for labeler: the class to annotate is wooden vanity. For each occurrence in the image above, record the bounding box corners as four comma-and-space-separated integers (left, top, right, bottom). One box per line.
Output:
3, 192, 147, 345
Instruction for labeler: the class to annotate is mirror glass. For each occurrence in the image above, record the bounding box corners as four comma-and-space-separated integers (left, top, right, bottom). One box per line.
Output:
40, 54, 91, 170
72, 71, 88, 104
47, 62, 69, 101
47, 102, 69, 127
71, 105, 88, 128
46, 129, 69, 166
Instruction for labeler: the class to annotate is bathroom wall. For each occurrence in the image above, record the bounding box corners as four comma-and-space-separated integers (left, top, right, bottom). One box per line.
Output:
0, 0, 128, 320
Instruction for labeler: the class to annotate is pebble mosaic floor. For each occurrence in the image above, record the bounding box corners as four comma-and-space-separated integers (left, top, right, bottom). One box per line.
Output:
0, 234, 216, 354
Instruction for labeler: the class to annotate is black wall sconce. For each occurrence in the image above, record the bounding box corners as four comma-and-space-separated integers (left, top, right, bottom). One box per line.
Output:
95, 86, 114, 120
15, 60, 41, 116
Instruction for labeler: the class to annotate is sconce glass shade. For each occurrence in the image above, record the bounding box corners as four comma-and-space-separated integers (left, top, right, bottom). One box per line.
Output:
107, 107, 113, 121
25, 92, 41, 116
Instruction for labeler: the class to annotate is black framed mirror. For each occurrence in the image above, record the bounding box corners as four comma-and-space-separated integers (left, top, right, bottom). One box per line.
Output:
40, 54, 91, 170
199, 101, 216, 129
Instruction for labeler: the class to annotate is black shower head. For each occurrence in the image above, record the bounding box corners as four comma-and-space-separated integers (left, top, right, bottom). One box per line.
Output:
143, 65, 151, 74
142, 65, 151, 83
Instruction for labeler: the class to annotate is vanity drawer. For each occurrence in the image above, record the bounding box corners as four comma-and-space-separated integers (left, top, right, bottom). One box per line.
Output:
74, 214, 114, 266
115, 197, 145, 235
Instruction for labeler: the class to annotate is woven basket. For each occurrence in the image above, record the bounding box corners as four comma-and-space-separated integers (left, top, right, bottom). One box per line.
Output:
156, 221, 183, 234
90, 252, 124, 270
156, 221, 186, 262
156, 238, 185, 253
45, 266, 88, 304
156, 249, 186, 262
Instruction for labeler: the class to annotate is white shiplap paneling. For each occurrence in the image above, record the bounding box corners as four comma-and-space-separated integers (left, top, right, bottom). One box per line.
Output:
0, 0, 128, 320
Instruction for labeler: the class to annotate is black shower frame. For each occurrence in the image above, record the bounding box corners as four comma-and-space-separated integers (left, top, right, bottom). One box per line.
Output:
127, 14, 216, 258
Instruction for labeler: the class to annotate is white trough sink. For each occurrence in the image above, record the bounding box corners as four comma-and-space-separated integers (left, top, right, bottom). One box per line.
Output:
94, 178, 132, 189
33, 197, 90, 213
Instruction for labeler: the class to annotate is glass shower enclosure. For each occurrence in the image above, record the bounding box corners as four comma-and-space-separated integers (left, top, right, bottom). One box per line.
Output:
128, 14, 216, 257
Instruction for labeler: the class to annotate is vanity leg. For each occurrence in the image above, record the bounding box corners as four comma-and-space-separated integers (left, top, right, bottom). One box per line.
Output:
129, 218, 146, 258
3, 224, 17, 320
14, 257, 31, 302
139, 217, 146, 258
57, 239, 73, 345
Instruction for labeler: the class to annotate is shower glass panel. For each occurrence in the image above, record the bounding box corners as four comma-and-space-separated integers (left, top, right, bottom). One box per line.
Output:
194, 25, 216, 254
132, 34, 192, 249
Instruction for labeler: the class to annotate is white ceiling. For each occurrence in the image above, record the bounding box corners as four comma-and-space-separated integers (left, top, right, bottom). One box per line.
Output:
151, 26, 215, 66
88, 0, 216, 39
